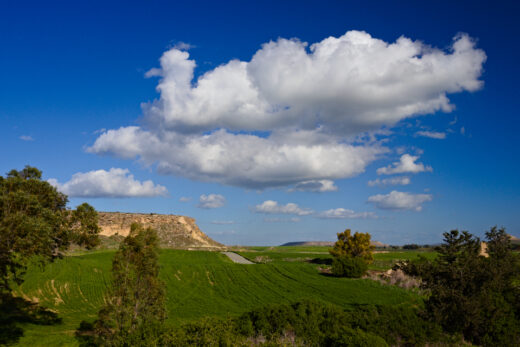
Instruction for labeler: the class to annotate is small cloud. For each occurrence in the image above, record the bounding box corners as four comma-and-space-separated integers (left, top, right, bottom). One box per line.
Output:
368, 190, 432, 211
377, 154, 432, 175
179, 196, 192, 202
253, 200, 313, 216
415, 131, 446, 139
289, 179, 338, 192
172, 41, 194, 50
198, 194, 226, 209
318, 208, 377, 219
460, 126, 466, 135
211, 220, 235, 225
263, 217, 301, 223
48, 168, 168, 198
93, 128, 107, 135
144, 67, 162, 78
449, 116, 458, 126
19, 135, 34, 141
368, 176, 411, 187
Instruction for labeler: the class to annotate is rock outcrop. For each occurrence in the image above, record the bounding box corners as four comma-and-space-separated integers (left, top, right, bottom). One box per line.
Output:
98, 212, 225, 250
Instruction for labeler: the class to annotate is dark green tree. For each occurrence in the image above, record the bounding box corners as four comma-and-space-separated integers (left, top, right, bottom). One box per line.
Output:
400, 228, 520, 346
0, 166, 100, 295
93, 223, 166, 346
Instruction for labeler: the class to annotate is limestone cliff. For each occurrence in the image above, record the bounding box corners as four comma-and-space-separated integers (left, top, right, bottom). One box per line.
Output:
98, 212, 225, 249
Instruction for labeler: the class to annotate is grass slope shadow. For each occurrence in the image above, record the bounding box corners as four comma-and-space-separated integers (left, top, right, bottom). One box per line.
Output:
0, 293, 62, 345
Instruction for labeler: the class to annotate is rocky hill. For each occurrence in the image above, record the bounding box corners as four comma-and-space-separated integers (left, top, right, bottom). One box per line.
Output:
98, 212, 225, 250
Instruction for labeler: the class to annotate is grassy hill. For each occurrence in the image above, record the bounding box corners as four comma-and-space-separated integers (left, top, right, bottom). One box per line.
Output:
12, 249, 426, 346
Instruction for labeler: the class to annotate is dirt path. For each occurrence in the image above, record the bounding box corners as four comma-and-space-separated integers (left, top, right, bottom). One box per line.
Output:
222, 252, 254, 264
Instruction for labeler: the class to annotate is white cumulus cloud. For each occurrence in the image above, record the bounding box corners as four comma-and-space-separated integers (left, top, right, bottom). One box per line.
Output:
198, 194, 226, 209
318, 208, 377, 219
377, 154, 432, 175
368, 176, 411, 187
19, 135, 34, 141
253, 200, 313, 216
48, 168, 168, 198
89, 31, 485, 189
368, 190, 432, 211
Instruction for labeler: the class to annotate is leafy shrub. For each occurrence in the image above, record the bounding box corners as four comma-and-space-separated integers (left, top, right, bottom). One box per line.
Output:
165, 300, 457, 346
331, 256, 368, 278
326, 327, 388, 347
344, 305, 450, 346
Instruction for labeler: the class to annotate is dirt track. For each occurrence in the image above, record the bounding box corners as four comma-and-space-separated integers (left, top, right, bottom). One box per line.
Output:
222, 252, 254, 264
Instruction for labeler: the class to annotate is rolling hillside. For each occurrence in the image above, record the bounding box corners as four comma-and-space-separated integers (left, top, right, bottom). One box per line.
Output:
12, 249, 421, 346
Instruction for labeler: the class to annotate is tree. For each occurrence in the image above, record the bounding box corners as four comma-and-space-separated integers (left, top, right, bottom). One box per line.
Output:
329, 229, 374, 277
330, 229, 375, 263
399, 228, 520, 346
70, 203, 101, 250
0, 166, 100, 295
93, 223, 166, 346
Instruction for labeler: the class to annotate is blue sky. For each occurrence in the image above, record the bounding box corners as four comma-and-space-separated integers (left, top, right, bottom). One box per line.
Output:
1, 1, 519, 245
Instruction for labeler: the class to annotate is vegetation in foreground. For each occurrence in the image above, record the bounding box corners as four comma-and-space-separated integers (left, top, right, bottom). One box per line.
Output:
160, 300, 457, 346
398, 227, 520, 346
91, 224, 166, 346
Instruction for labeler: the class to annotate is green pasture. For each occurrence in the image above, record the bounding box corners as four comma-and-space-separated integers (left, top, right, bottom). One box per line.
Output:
237, 246, 437, 271
11, 248, 432, 346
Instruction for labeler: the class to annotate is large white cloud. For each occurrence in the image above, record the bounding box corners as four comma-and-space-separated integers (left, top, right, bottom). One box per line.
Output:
377, 154, 432, 175
368, 190, 432, 211
253, 200, 313, 216
48, 168, 168, 198
89, 30, 485, 189
90, 127, 382, 189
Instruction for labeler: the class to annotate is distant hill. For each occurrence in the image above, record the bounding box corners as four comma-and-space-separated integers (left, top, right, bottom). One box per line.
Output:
281, 240, 389, 248
98, 212, 225, 250
281, 241, 334, 247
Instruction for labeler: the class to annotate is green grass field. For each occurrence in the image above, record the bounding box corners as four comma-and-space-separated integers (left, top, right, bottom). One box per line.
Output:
11, 248, 431, 346
237, 246, 437, 270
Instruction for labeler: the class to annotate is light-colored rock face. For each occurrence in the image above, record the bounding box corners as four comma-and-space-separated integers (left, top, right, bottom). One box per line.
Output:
98, 212, 225, 249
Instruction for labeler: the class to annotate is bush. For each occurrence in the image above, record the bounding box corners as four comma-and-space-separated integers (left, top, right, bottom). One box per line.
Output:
165, 300, 457, 346
326, 327, 388, 347
332, 256, 368, 278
